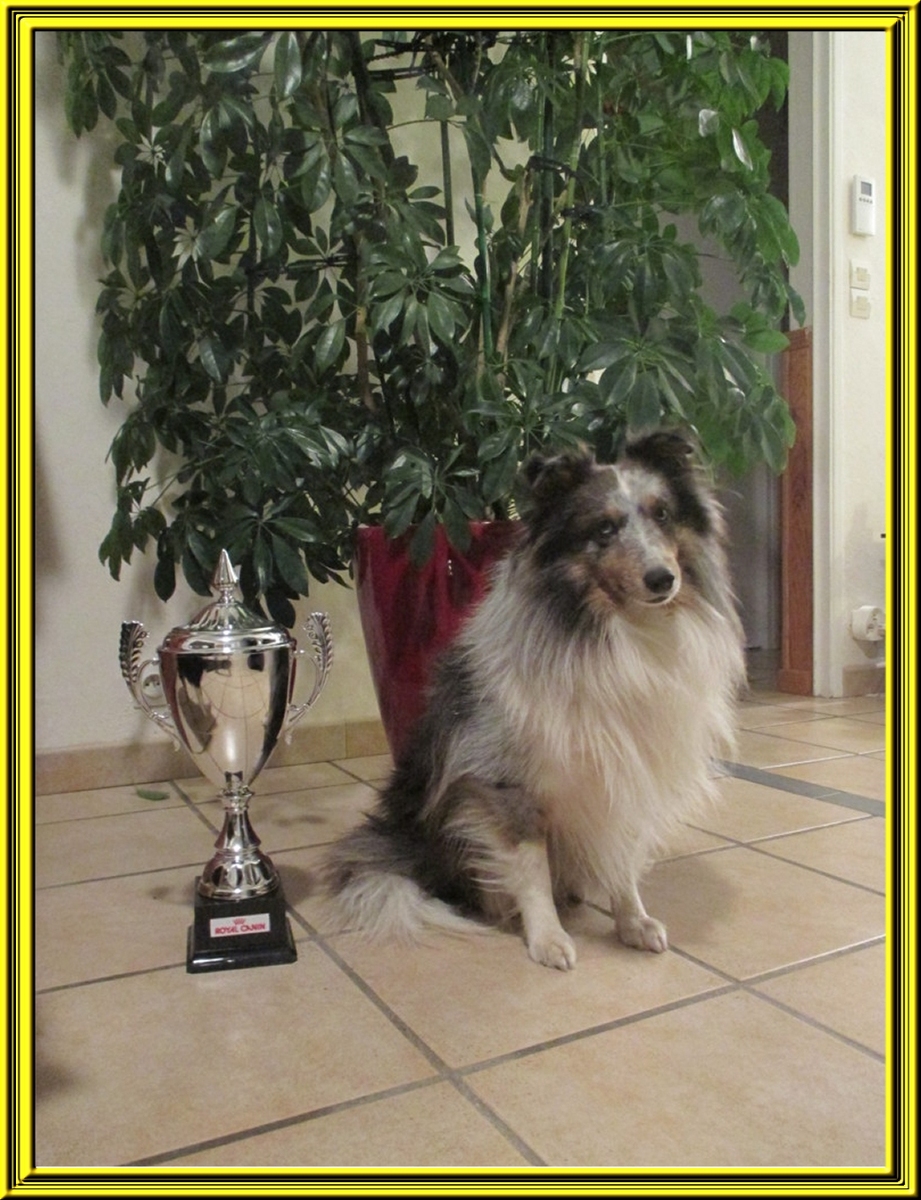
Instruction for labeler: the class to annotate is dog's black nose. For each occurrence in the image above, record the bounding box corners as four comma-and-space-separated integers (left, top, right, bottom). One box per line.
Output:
644, 567, 676, 595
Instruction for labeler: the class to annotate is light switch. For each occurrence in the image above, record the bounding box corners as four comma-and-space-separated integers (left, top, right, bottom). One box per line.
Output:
849, 259, 871, 290
850, 289, 871, 318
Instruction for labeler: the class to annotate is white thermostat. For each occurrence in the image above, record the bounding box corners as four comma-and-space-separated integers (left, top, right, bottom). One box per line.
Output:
851, 175, 876, 236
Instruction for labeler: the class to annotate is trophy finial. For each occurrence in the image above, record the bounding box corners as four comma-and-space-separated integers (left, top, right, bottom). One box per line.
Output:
212, 549, 238, 597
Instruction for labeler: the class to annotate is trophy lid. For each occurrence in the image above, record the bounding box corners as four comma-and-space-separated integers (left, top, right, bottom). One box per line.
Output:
159, 550, 294, 655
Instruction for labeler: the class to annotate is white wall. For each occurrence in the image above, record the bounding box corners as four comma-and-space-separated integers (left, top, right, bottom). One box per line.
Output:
788, 31, 888, 696
33, 32, 380, 756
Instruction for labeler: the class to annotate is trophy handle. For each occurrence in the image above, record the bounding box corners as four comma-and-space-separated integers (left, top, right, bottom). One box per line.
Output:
285, 612, 334, 735
119, 620, 183, 748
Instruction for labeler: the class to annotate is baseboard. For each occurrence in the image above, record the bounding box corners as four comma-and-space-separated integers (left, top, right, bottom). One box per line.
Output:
842, 662, 886, 698
775, 667, 814, 696
34, 718, 389, 796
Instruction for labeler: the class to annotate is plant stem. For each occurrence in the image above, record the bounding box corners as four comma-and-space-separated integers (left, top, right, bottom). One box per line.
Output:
440, 119, 455, 246
472, 174, 494, 363
553, 32, 586, 322
425, 39, 493, 362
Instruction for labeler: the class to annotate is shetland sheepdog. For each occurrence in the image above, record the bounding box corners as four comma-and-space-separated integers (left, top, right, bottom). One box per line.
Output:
323, 431, 746, 969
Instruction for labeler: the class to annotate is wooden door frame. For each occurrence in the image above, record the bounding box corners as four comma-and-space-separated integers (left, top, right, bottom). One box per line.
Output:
777, 326, 814, 694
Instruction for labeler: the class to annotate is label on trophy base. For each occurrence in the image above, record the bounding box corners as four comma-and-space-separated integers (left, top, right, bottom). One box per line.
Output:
209, 913, 271, 938
187, 879, 296, 973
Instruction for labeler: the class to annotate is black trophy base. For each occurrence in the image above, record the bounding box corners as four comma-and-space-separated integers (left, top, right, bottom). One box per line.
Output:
187, 878, 297, 973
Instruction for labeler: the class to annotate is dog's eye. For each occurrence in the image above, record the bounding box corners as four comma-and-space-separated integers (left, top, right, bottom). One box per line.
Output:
652, 504, 671, 526
595, 519, 621, 541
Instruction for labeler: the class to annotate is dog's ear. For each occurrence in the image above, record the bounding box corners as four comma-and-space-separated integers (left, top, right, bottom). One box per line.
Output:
524, 449, 595, 504
623, 430, 698, 481
624, 429, 713, 534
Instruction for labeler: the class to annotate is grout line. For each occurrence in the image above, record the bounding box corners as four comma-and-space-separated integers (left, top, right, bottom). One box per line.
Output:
456, 982, 739, 1081
35, 860, 209, 892
307, 932, 547, 1165
740, 833, 886, 897
741, 935, 886, 986
669, 943, 887, 1063
744, 983, 886, 1063
444, 1076, 546, 1167
123, 1076, 445, 1166
37, 960, 188, 994
720, 760, 885, 816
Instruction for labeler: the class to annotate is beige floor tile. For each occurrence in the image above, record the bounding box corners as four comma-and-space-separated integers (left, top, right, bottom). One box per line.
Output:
273, 843, 345, 933
333, 753, 393, 783
35, 781, 184, 824
640, 846, 886, 979
854, 710, 887, 725
658, 823, 730, 858
773, 754, 888, 802
194, 780, 378, 854
174, 1081, 529, 1166
785, 696, 885, 718
35, 805, 214, 888
35, 864, 313, 990
739, 689, 807, 707
731, 730, 849, 769
175, 759, 353, 802
736, 704, 826, 729
329, 906, 724, 1068
467, 990, 886, 1166
36, 867, 197, 988
757, 817, 886, 892
697, 777, 868, 843
757, 717, 886, 755
753, 942, 887, 1055
35, 947, 435, 1166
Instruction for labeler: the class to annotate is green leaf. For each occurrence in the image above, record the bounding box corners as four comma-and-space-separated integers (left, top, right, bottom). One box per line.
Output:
199, 335, 231, 382
442, 496, 472, 552
383, 489, 419, 540
254, 195, 283, 259
313, 319, 346, 376
343, 125, 388, 147
426, 290, 455, 343
577, 340, 631, 373
409, 511, 437, 567
204, 31, 271, 74
744, 328, 789, 354
270, 533, 309, 593
197, 205, 236, 260
136, 788, 170, 802
199, 106, 226, 177
273, 31, 302, 99
625, 371, 662, 430
154, 551, 176, 601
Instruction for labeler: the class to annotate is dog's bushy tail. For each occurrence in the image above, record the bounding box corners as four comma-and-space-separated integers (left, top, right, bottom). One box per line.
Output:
321, 820, 482, 941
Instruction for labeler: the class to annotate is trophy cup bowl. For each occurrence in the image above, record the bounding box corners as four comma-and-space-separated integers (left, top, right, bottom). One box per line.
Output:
119, 550, 333, 972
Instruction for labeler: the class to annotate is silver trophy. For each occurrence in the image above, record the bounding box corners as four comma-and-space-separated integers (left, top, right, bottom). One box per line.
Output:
120, 549, 333, 972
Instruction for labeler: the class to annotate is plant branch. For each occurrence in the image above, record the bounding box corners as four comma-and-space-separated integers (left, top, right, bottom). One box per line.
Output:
553, 32, 586, 322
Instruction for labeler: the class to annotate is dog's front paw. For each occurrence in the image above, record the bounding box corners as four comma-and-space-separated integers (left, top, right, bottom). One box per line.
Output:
527, 928, 577, 970
617, 915, 668, 953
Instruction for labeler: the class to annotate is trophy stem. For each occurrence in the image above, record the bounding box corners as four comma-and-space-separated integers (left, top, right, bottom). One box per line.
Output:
197, 783, 280, 900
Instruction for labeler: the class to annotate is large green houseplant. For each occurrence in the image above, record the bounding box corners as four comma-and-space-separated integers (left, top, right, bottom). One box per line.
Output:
59, 28, 801, 625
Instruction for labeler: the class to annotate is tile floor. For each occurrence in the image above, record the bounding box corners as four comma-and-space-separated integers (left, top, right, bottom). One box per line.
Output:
33, 683, 889, 1174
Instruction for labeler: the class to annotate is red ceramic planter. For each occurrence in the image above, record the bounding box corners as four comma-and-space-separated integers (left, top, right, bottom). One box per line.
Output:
355, 520, 521, 760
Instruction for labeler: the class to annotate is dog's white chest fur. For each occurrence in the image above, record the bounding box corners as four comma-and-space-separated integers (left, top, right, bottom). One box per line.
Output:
475, 595, 741, 893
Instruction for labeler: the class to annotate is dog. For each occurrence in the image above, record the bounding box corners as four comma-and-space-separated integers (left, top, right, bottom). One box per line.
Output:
323, 430, 746, 969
